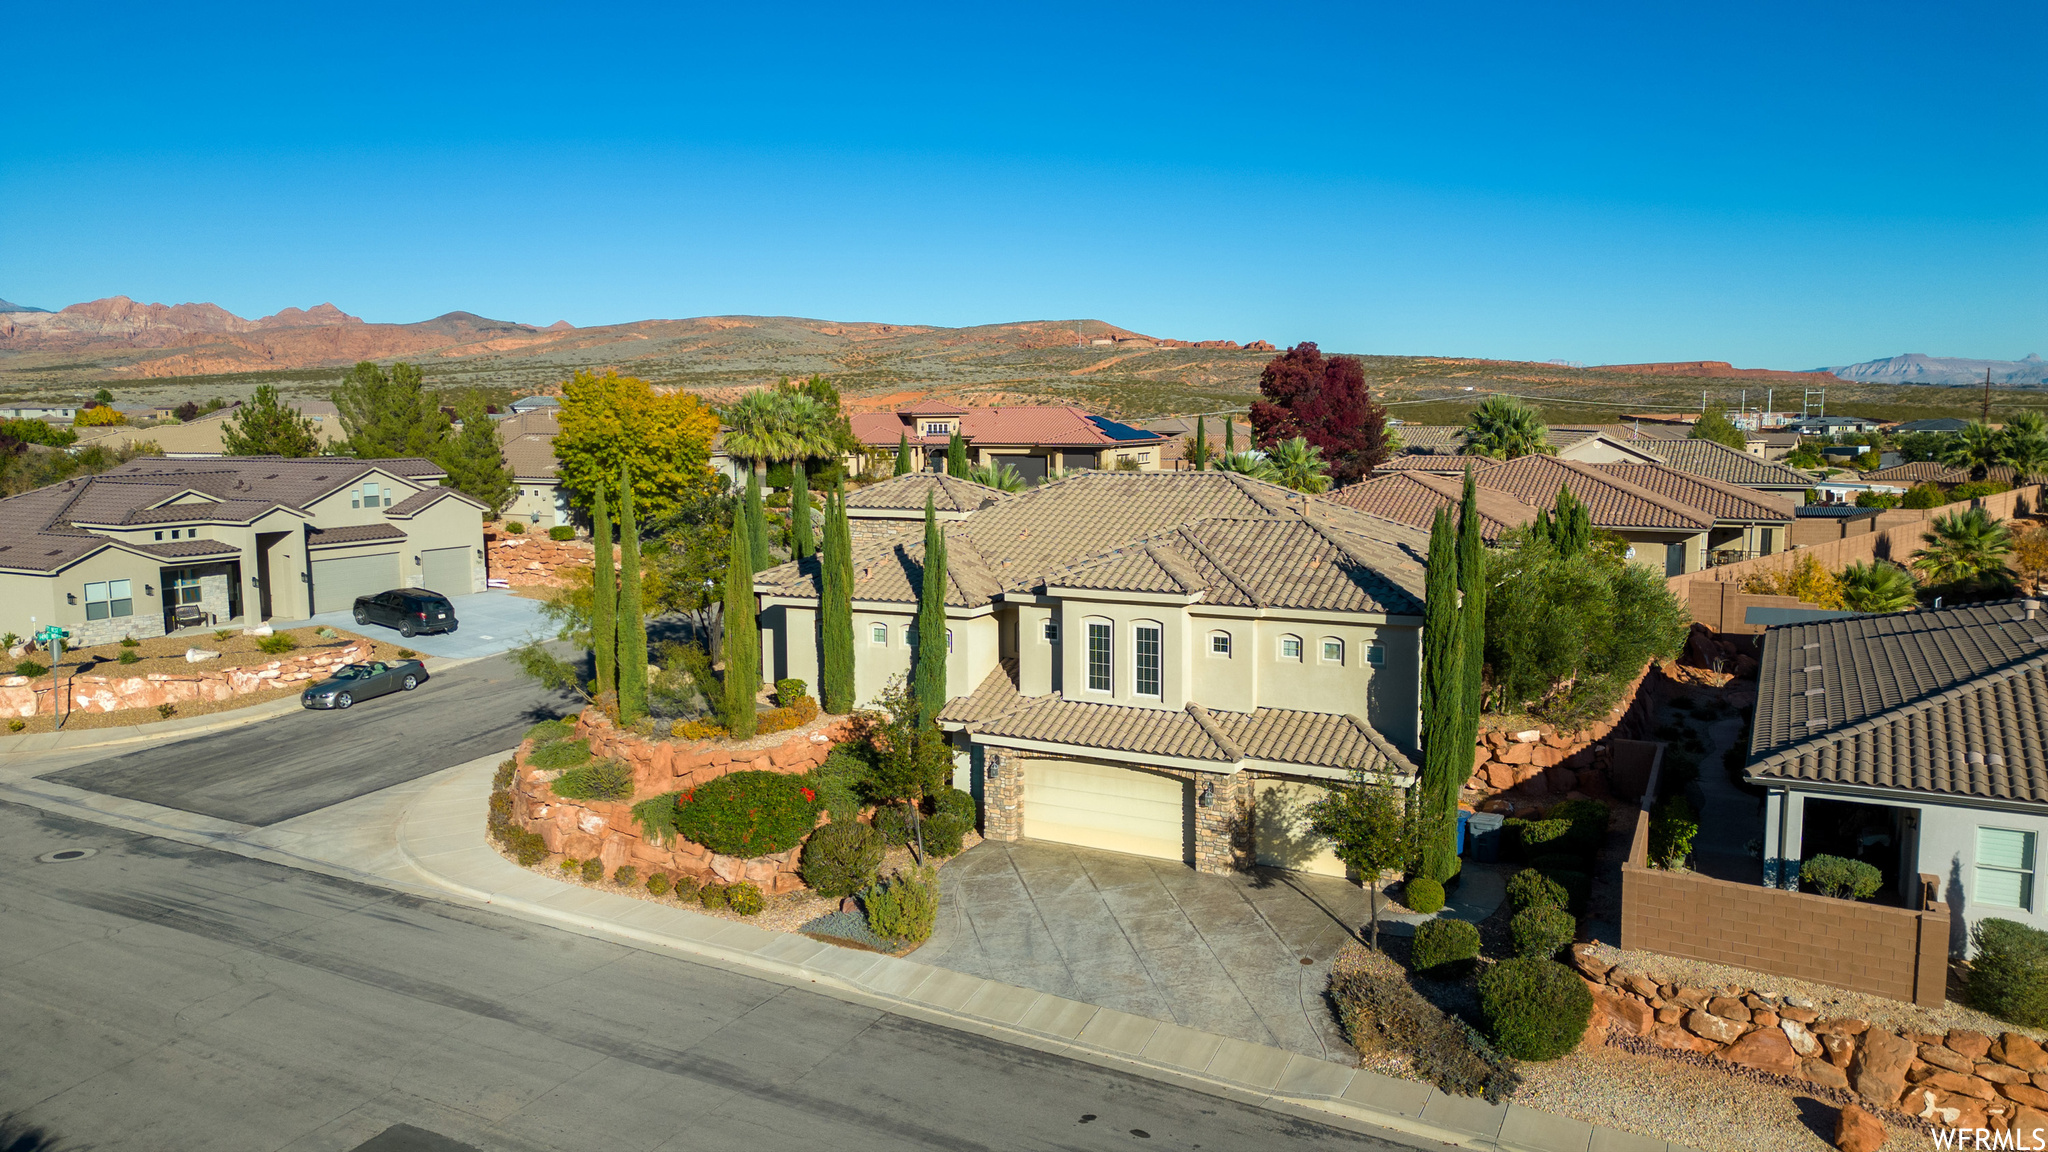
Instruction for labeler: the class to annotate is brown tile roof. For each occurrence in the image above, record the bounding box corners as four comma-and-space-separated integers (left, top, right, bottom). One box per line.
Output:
757, 470, 1430, 612
136, 538, 242, 558
1590, 464, 1794, 523
1322, 472, 1538, 544
844, 472, 1015, 515
307, 523, 409, 547
1611, 437, 1813, 489
1474, 456, 1713, 531
1372, 454, 1495, 474
849, 405, 1165, 449
501, 433, 558, 480
383, 487, 487, 518
1749, 601, 2048, 806
939, 662, 1418, 776
1859, 461, 2027, 487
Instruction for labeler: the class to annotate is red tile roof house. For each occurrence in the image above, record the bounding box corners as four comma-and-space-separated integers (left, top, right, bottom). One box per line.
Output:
848, 401, 1168, 484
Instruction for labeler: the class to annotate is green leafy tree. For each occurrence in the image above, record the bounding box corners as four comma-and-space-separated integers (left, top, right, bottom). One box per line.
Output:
1912, 507, 2015, 589
895, 433, 913, 475
744, 468, 771, 570
220, 384, 322, 458
1839, 561, 1918, 614
555, 369, 721, 522
1529, 486, 1592, 556
644, 485, 732, 644
1190, 416, 1210, 471
791, 461, 813, 558
947, 431, 968, 477
720, 389, 838, 482
1307, 769, 1416, 950
1418, 506, 1465, 883
1902, 483, 1948, 509
724, 505, 760, 738
1941, 421, 2010, 482
436, 392, 516, 515
912, 494, 950, 726
93, 387, 114, 404
591, 486, 616, 701
1266, 436, 1330, 493
869, 678, 954, 862
1460, 395, 1551, 460
1690, 407, 1747, 451
333, 361, 448, 458
820, 481, 856, 712
616, 463, 649, 721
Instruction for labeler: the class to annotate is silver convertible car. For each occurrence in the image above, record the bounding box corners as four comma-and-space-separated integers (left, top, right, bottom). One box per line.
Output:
300, 659, 429, 710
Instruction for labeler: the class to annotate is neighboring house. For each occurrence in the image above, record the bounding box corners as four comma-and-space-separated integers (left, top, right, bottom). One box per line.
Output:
0, 457, 486, 645
1589, 464, 1796, 564
1377, 426, 1811, 502
843, 472, 1014, 548
508, 395, 561, 415
1862, 462, 2019, 488
1787, 415, 1885, 436
753, 470, 1426, 876
1573, 435, 1814, 505
848, 402, 1168, 483
71, 401, 347, 458
1455, 455, 1720, 576
495, 409, 570, 529
1139, 415, 1253, 469
1747, 602, 2048, 947
0, 404, 81, 422
1321, 469, 1537, 544
1889, 418, 1973, 435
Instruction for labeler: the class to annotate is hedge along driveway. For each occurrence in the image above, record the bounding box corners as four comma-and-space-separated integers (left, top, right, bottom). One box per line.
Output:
916, 839, 1370, 1063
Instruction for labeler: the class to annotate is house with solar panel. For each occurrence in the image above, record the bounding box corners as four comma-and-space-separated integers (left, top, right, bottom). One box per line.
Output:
848, 401, 1168, 484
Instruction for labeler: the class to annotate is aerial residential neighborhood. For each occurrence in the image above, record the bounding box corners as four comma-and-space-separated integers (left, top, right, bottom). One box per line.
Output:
3, 7, 2041, 1152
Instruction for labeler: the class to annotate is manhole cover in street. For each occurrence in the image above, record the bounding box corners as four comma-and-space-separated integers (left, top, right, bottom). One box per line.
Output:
38, 848, 96, 863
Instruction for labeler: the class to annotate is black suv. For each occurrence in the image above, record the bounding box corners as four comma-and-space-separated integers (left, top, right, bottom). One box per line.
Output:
353, 589, 459, 638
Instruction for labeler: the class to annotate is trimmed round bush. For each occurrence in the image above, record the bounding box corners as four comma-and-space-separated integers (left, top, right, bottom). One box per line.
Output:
645, 872, 672, 897
1801, 854, 1883, 901
1507, 818, 1572, 860
671, 874, 701, 901
673, 770, 825, 857
1507, 868, 1569, 913
874, 804, 916, 846
865, 868, 939, 944
611, 865, 638, 887
699, 882, 729, 910
1971, 918, 2048, 1027
726, 881, 764, 916
579, 858, 603, 883
504, 521, 525, 534
1410, 917, 1480, 978
935, 787, 976, 825
1479, 957, 1594, 1061
548, 525, 576, 541
920, 813, 969, 858
800, 820, 886, 899
529, 738, 592, 771
1510, 904, 1577, 960
1404, 877, 1446, 914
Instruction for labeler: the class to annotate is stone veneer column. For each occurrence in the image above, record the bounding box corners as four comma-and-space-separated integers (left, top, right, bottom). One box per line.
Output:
981, 747, 1024, 842
1191, 770, 1252, 875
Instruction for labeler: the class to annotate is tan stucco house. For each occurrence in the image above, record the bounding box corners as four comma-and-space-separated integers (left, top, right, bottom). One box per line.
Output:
0, 456, 486, 646
849, 401, 1168, 483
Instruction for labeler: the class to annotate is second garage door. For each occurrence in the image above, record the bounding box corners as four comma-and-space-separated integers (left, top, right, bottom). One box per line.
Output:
1254, 779, 1349, 878
420, 546, 471, 596
310, 551, 399, 614
1026, 759, 1188, 863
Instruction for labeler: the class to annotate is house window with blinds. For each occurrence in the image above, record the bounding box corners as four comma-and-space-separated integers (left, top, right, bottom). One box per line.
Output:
1977, 827, 2036, 910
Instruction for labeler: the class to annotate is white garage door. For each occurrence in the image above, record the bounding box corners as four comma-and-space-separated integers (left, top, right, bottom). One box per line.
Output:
1026, 759, 1187, 863
420, 546, 471, 595
1254, 779, 1349, 878
310, 552, 399, 614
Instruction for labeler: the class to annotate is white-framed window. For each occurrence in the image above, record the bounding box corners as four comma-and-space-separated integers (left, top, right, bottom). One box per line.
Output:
922, 421, 951, 437
1366, 644, 1386, 667
903, 624, 914, 647
1208, 630, 1232, 657
869, 623, 888, 646
1134, 622, 1162, 697
1086, 619, 1112, 693
1321, 638, 1344, 664
1279, 635, 1302, 661
945, 629, 954, 653
1977, 828, 2036, 910
1136, 452, 1151, 464
352, 480, 383, 509
84, 579, 133, 620
1042, 619, 1059, 643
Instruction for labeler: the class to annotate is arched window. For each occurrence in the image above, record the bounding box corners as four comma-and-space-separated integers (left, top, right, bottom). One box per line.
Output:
1134, 620, 1162, 697
869, 622, 888, 646
1278, 634, 1302, 661
1207, 630, 1232, 657
1366, 644, 1386, 667
1320, 637, 1344, 665
1085, 617, 1112, 692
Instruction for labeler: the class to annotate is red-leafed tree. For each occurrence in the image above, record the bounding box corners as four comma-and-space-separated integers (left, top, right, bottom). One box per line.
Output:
1248, 343, 1392, 485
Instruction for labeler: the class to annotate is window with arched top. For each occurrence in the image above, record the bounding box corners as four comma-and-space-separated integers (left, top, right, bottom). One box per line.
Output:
1320, 637, 1344, 665
1278, 634, 1302, 661
1134, 620, 1162, 697
1085, 617, 1112, 692
1207, 630, 1232, 657
870, 623, 888, 646
1366, 644, 1386, 667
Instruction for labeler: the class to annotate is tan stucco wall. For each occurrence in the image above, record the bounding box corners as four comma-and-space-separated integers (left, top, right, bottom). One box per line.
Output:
303, 470, 428, 528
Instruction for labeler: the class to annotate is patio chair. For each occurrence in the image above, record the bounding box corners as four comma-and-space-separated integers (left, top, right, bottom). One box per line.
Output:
172, 604, 208, 630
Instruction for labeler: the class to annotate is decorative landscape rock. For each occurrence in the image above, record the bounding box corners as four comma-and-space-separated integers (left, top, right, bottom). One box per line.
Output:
1852, 1030, 1917, 1109
1833, 1103, 1886, 1152
184, 648, 220, 663
0, 644, 368, 717
1721, 1027, 1800, 1076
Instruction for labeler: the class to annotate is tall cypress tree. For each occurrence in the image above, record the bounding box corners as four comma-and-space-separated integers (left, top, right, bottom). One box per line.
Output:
1191, 416, 1208, 471
724, 505, 760, 739
744, 468, 771, 571
591, 485, 617, 702
947, 431, 968, 477
1418, 506, 1465, 883
1224, 417, 1236, 455
616, 462, 649, 722
911, 493, 949, 726
820, 481, 856, 713
1455, 465, 1487, 806
894, 433, 912, 476
791, 461, 813, 559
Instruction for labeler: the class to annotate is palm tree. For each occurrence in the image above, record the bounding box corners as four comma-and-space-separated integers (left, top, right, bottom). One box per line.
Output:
1839, 561, 1919, 614
1912, 507, 2015, 588
2002, 412, 2048, 482
719, 390, 839, 481
1265, 437, 1330, 493
1213, 451, 1278, 482
1940, 421, 2010, 482
964, 461, 1027, 492
1460, 395, 1551, 460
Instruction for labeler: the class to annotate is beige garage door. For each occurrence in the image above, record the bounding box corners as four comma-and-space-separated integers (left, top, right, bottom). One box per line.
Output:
1254, 779, 1349, 878
1026, 759, 1188, 863
420, 546, 471, 596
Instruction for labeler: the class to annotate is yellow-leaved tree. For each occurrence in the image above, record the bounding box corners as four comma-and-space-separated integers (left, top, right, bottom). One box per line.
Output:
554, 370, 720, 521
75, 405, 126, 427
1737, 553, 1848, 610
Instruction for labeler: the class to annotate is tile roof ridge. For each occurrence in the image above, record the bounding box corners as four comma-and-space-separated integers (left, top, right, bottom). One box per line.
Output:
1183, 702, 1245, 761
1224, 472, 1302, 518
1175, 523, 1265, 607
1345, 712, 1420, 777
1538, 456, 1715, 527
1141, 540, 1208, 595
939, 526, 1002, 605
1593, 461, 1795, 517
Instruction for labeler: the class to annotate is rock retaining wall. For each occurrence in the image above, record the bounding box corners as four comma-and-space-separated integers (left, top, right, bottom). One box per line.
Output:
508, 707, 851, 894
1463, 666, 1655, 810
485, 530, 616, 588
1571, 945, 2048, 1139
0, 644, 369, 717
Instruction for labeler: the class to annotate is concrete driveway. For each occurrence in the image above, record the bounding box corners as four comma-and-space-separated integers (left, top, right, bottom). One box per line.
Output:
306, 588, 554, 660
919, 841, 1374, 1063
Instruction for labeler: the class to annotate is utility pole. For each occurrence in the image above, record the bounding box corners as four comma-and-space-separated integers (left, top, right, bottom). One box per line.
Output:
1983, 368, 1993, 424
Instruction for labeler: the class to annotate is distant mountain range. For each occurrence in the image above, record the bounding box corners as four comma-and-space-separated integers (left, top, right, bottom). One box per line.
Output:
0, 298, 49, 313
1823, 353, 2048, 387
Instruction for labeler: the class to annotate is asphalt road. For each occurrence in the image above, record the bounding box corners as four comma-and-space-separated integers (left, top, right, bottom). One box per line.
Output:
41, 653, 577, 826
0, 804, 1424, 1152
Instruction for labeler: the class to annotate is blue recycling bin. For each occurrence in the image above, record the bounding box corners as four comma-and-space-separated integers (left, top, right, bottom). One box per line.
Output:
1455, 810, 1471, 856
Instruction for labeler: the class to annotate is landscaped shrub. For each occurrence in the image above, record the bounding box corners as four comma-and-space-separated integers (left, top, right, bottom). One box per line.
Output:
645, 872, 671, 897
675, 719, 729, 740
1478, 957, 1594, 1061
1648, 795, 1698, 870
1505, 818, 1571, 861
257, 632, 299, 655
612, 865, 638, 887
774, 678, 807, 707
551, 760, 632, 802
699, 881, 729, 909
580, 858, 604, 883
934, 787, 976, 826
119, 634, 140, 648
7, 719, 23, 732
528, 738, 592, 770
118, 649, 139, 665
630, 792, 682, 842
487, 789, 515, 829
800, 908, 898, 952
1970, 918, 2048, 1027
548, 525, 576, 541
1410, 917, 1480, 978
1404, 877, 1446, 914
1510, 905, 1577, 960
1801, 854, 1882, 901
1328, 943, 1518, 1102
560, 858, 579, 872
800, 820, 886, 898
1537, 868, 1590, 915
725, 881, 764, 916
1507, 868, 1570, 913
525, 718, 575, 743
14, 661, 47, 678
919, 813, 969, 858
156, 703, 176, 720
756, 695, 820, 735
504, 521, 525, 534
864, 867, 939, 944
874, 803, 916, 846
498, 826, 546, 866
811, 776, 861, 824
672, 770, 824, 857
671, 874, 700, 901
494, 758, 517, 789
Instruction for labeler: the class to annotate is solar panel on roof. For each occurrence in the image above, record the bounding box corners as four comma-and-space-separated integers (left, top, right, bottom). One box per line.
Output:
1085, 415, 1157, 442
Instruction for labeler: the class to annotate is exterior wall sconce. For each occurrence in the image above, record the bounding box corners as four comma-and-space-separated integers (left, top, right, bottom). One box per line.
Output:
413, 555, 422, 566
143, 584, 155, 596
66, 593, 76, 604
984, 763, 999, 781
1198, 782, 1215, 808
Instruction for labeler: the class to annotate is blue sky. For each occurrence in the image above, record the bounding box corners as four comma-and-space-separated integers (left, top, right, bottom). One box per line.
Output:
3, 1, 2041, 368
